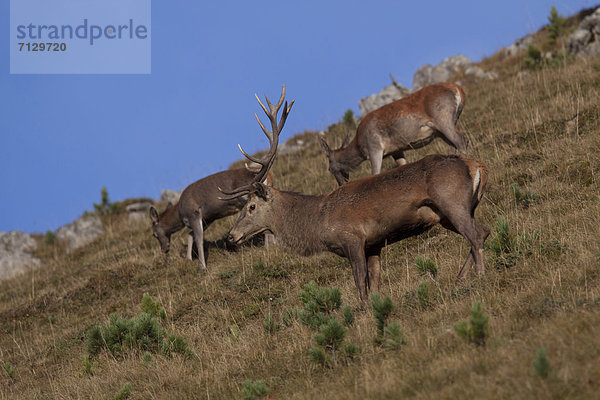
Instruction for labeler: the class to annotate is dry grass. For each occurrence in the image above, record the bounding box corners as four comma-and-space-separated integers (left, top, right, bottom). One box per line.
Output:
2, 19, 600, 399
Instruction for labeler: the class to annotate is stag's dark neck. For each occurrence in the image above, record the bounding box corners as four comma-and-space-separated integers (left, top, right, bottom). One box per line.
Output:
270, 191, 327, 256
334, 140, 364, 172
160, 204, 185, 235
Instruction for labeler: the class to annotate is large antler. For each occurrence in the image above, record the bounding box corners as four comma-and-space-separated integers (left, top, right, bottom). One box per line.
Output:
220, 84, 294, 199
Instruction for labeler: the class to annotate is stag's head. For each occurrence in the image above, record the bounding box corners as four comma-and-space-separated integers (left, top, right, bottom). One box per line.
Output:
220, 85, 294, 245
149, 205, 172, 253
227, 184, 274, 244
318, 132, 352, 186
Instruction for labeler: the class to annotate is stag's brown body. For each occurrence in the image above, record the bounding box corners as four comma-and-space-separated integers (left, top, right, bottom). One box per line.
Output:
229, 154, 489, 304
320, 82, 468, 185
224, 85, 489, 305
150, 168, 272, 272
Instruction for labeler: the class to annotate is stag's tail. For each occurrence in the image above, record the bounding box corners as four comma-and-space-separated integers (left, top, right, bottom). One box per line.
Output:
462, 158, 489, 209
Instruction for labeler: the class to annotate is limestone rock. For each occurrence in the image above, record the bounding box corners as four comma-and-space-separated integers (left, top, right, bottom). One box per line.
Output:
359, 83, 411, 116
160, 189, 181, 205
568, 7, 600, 56
0, 231, 41, 280
56, 214, 103, 253
413, 55, 472, 90
504, 34, 535, 57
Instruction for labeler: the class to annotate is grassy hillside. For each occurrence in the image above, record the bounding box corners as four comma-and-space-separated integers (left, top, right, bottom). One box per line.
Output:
2, 13, 600, 399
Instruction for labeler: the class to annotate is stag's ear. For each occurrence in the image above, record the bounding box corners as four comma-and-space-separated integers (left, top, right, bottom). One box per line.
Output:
252, 182, 269, 201
165, 202, 173, 210
149, 206, 159, 224
318, 135, 331, 156
262, 171, 274, 187
342, 130, 352, 148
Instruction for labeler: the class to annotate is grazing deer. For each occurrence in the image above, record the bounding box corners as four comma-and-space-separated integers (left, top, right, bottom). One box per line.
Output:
319, 82, 468, 186
149, 169, 273, 272
223, 85, 489, 305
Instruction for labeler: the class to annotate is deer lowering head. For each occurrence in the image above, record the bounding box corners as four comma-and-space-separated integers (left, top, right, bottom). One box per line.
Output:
226, 86, 490, 306
149, 202, 179, 254
319, 82, 468, 186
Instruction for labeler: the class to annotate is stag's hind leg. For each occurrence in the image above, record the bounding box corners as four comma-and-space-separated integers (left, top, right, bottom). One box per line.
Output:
344, 240, 370, 306
440, 212, 488, 281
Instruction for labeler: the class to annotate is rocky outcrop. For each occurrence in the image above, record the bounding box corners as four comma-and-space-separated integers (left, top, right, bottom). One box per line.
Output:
160, 189, 181, 205
0, 231, 41, 280
413, 55, 472, 90
126, 201, 153, 222
359, 82, 411, 116
56, 214, 103, 253
504, 34, 535, 57
568, 7, 600, 56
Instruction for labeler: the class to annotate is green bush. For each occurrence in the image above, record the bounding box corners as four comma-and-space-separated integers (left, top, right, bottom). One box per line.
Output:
533, 347, 551, 378
415, 256, 438, 278
3, 362, 16, 379
114, 382, 131, 400
417, 282, 430, 309
342, 109, 356, 130
94, 186, 121, 215
44, 230, 57, 245
371, 294, 406, 350
547, 6, 566, 46
524, 44, 542, 69
241, 379, 269, 400
454, 301, 489, 346
85, 294, 191, 359
298, 281, 342, 330
141, 293, 167, 320
510, 183, 540, 208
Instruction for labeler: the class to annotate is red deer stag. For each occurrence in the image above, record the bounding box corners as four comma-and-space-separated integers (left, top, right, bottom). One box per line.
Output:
319, 82, 468, 186
149, 169, 273, 272
223, 85, 489, 305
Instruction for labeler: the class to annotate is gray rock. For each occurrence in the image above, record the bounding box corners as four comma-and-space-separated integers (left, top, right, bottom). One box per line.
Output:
504, 34, 535, 57
279, 137, 308, 155
359, 83, 412, 116
160, 189, 181, 205
56, 214, 103, 253
413, 55, 472, 90
0, 231, 41, 280
568, 8, 600, 56
464, 65, 499, 81
126, 201, 154, 223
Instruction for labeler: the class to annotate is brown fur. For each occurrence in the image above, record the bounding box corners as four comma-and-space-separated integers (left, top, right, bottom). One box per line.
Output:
229, 154, 490, 305
320, 82, 468, 185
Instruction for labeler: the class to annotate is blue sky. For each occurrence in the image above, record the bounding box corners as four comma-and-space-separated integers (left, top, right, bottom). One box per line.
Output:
1, 0, 597, 233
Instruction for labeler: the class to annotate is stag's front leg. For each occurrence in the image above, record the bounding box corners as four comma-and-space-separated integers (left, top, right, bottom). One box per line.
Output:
190, 207, 207, 272
344, 240, 369, 306
369, 147, 384, 175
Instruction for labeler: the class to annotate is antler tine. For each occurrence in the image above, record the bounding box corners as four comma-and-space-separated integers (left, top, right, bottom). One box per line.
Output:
224, 85, 293, 200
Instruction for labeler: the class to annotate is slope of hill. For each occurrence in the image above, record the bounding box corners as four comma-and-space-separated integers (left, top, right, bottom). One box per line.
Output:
2, 9, 600, 399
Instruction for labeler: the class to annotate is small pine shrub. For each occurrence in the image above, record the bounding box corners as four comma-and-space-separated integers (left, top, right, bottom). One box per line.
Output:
140, 293, 167, 320
524, 44, 542, 69
342, 109, 356, 130
142, 351, 152, 367
417, 282, 430, 309
3, 362, 16, 379
547, 6, 566, 46
415, 256, 438, 278
44, 230, 57, 245
533, 347, 551, 378
510, 183, 539, 208
382, 322, 407, 350
94, 186, 121, 215
85, 294, 191, 359
311, 319, 347, 366
298, 281, 342, 330
487, 217, 539, 268
241, 379, 269, 400
342, 305, 354, 327
371, 294, 394, 338
114, 382, 131, 400
371, 294, 406, 350
454, 301, 489, 346
80, 354, 95, 376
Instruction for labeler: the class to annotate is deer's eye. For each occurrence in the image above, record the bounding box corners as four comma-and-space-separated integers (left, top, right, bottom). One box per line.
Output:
249, 204, 256, 211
